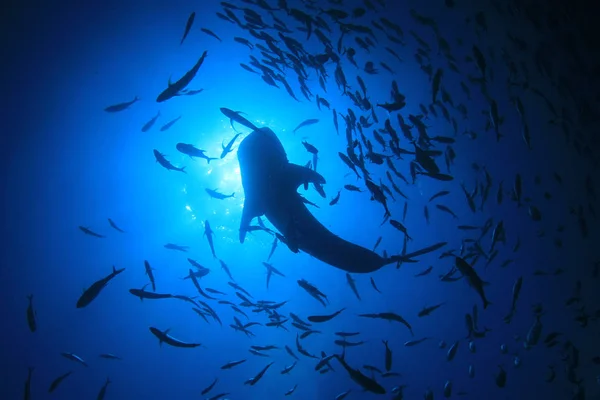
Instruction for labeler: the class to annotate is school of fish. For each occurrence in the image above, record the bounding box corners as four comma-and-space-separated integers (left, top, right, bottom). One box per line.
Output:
20, 0, 600, 399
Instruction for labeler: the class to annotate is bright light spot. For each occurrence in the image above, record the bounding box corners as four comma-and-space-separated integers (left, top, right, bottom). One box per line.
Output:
181, 184, 188, 194
185, 205, 192, 212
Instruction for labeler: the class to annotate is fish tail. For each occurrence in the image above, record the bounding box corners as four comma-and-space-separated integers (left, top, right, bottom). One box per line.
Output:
483, 299, 492, 310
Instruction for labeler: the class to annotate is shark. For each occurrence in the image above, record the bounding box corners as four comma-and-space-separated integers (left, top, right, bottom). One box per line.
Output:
237, 125, 442, 273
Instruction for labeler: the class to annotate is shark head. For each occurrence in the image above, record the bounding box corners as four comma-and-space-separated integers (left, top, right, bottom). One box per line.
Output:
237, 126, 396, 273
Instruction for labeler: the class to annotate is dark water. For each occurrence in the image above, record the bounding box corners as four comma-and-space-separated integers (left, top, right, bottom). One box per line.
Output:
2, 0, 599, 399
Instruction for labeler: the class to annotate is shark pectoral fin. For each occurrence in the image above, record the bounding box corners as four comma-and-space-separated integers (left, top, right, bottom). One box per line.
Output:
240, 198, 261, 243
285, 163, 326, 191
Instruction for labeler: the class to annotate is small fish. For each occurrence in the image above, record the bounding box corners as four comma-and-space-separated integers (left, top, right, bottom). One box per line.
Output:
415, 266, 432, 277
149, 327, 201, 348
308, 308, 346, 323
61, 352, 88, 367
293, 118, 319, 133
153, 149, 186, 173
436, 204, 458, 218
204, 220, 217, 258
206, 188, 235, 200
79, 226, 105, 238
346, 273, 361, 300
141, 111, 160, 132
104, 96, 139, 112
221, 133, 242, 158
370, 277, 381, 293
96, 378, 111, 400
144, 260, 156, 292
159, 116, 182, 131
176, 143, 217, 164
99, 353, 122, 360
181, 12, 196, 45
429, 190, 450, 202
221, 359, 246, 369
76, 266, 125, 308
382, 340, 392, 371
200, 27, 222, 42
164, 243, 189, 252
418, 302, 445, 317
48, 371, 73, 393
26, 295, 36, 332
404, 337, 430, 346
330, 191, 341, 205
201, 378, 218, 395
107, 218, 125, 233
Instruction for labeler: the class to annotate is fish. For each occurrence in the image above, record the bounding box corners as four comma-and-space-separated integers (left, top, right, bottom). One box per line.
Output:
382, 340, 392, 371
48, 371, 73, 393
26, 295, 36, 332
418, 302, 445, 317
358, 312, 413, 335
204, 220, 217, 258
164, 243, 189, 252
263, 262, 285, 289
149, 327, 201, 348
144, 260, 156, 292
334, 354, 386, 394
415, 266, 433, 277
156, 51, 207, 102
370, 277, 381, 293
454, 256, 491, 309
429, 190, 450, 202
308, 308, 345, 323
159, 115, 182, 131
220, 359, 246, 369
79, 226, 105, 238
201, 378, 218, 395
61, 352, 88, 367
237, 126, 428, 273
200, 28, 222, 42
292, 118, 319, 133
206, 188, 235, 200
244, 362, 274, 385
503, 276, 522, 323
76, 266, 125, 308
404, 337, 430, 347
23, 367, 33, 400
180, 12, 196, 45
104, 96, 139, 112
141, 111, 160, 132
221, 133, 242, 158
346, 273, 361, 300
176, 143, 217, 164
284, 384, 298, 396
96, 378, 111, 400
220, 107, 259, 131
107, 218, 125, 233
153, 149, 186, 173
99, 353, 122, 360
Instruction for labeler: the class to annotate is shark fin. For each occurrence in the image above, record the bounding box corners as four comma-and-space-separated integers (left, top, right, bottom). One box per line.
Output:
284, 163, 326, 191
239, 197, 262, 243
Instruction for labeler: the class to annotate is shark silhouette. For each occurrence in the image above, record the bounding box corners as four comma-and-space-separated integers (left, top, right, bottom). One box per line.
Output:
237, 126, 422, 273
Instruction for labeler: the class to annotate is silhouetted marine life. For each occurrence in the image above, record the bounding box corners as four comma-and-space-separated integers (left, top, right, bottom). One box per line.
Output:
236, 125, 445, 273
76, 266, 125, 308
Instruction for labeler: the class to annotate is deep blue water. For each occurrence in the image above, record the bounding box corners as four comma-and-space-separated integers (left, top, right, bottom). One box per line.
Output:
2, 0, 599, 399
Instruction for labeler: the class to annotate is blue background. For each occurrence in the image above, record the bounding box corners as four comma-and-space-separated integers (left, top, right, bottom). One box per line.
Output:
1, 0, 599, 399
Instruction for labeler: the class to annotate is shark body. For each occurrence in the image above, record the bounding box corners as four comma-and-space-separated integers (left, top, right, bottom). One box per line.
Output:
237, 126, 402, 273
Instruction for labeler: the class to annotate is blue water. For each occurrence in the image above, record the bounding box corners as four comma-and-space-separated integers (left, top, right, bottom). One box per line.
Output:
2, 0, 599, 399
